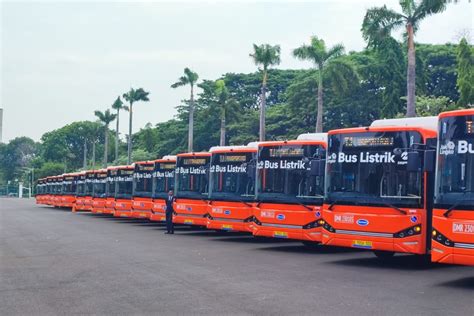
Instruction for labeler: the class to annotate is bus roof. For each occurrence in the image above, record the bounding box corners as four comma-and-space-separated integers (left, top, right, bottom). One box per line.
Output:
439, 108, 474, 119
296, 133, 328, 143
177, 152, 211, 158
209, 145, 257, 153
370, 116, 438, 131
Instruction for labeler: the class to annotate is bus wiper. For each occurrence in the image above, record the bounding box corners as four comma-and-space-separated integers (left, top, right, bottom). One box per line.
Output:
443, 197, 474, 218
296, 202, 312, 211
240, 199, 253, 208
379, 201, 407, 215
328, 200, 340, 211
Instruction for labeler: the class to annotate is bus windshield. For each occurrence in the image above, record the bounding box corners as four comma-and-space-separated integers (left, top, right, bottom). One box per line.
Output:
435, 114, 474, 210
257, 144, 325, 205
93, 173, 107, 198
134, 164, 154, 198
326, 131, 424, 208
106, 173, 115, 198
210, 152, 255, 202
85, 175, 94, 196
62, 177, 76, 195
175, 156, 209, 199
116, 170, 133, 198
76, 177, 86, 196
153, 162, 175, 199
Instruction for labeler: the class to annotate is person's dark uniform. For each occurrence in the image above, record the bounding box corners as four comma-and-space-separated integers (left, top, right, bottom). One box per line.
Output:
165, 190, 175, 234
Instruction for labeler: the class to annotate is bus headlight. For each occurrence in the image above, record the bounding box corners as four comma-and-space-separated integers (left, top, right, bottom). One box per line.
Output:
394, 225, 422, 238
431, 229, 453, 247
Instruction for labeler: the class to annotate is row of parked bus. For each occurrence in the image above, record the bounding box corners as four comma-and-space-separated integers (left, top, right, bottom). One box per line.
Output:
36, 109, 474, 266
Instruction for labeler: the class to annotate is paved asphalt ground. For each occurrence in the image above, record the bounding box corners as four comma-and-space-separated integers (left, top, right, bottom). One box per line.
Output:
1, 198, 473, 315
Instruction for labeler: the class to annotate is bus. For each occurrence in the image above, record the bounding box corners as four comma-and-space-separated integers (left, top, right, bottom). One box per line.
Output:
322, 117, 438, 258
60, 173, 78, 208
252, 134, 327, 243
131, 161, 155, 219
91, 169, 108, 214
52, 175, 64, 207
103, 167, 118, 215
73, 172, 87, 212
206, 144, 257, 232
82, 170, 95, 211
174, 152, 211, 226
432, 109, 474, 266
150, 156, 176, 222
44, 177, 53, 205
113, 165, 134, 218
35, 178, 46, 204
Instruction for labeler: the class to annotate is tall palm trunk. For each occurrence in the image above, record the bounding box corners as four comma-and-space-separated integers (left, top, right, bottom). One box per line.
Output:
316, 70, 324, 133
188, 84, 194, 152
406, 23, 416, 117
83, 140, 87, 169
127, 103, 133, 164
220, 109, 226, 146
104, 125, 109, 168
92, 141, 96, 169
115, 109, 120, 161
259, 70, 267, 141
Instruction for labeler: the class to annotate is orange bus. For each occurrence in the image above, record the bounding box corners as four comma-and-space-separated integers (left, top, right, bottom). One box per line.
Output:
103, 167, 118, 215
174, 152, 211, 226
322, 117, 438, 258
150, 156, 176, 222
73, 172, 88, 212
44, 177, 53, 205
60, 173, 78, 208
35, 178, 46, 204
91, 169, 108, 214
252, 134, 327, 243
113, 165, 134, 218
52, 175, 64, 207
431, 109, 474, 265
131, 161, 155, 219
206, 144, 258, 232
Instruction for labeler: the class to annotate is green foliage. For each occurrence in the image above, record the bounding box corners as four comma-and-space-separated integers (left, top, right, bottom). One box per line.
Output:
0, 137, 39, 183
249, 44, 281, 72
35, 162, 66, 179
113, 149, 156, 165
414, 95, 460, 117
94, 109, 117, 126
456, 38, 474, 107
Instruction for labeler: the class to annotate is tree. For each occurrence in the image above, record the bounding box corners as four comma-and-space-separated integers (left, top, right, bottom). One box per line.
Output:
362, 0, 450, 117
293, 36, 355, 132
171, 68, 199, 152
122, 88, 150, 164
214, 80, 239, 146
111, 96, 128, 161
456, 38, 474, 107
249, 44, 281, 141
94, 109, 117, 168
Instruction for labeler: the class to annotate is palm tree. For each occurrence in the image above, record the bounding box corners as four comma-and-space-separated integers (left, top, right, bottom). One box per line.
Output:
249, 44, 281, 141
94, 109, 117, 168
171, 67, 199, 152
293, 36, 348, 132
122, 88, 150, 164
214, 80, 238, 146
111, 96, 128, 161
362, 0, 449, 117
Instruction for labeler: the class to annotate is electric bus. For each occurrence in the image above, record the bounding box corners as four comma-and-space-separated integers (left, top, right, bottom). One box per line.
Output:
82, 170, 95, 211
113, 165, 134, 218
45, 177, 53, 205
322, 117, 438, 258
103, 167, 118, 215
60, 173, 78, 208
432, 109, 474, 266
91, 169, 108, 214
73, 172, 87, 212
35, 178, 45, 204
150, 156, 176, 222
206, 144, 257, 232
131, 161, 155, 219
52, 175, 64, 207
174, 152, 211, 226
252, 134, 327, 243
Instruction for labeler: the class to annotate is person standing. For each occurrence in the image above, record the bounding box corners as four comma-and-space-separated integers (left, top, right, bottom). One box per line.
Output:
165, 190, 175, 234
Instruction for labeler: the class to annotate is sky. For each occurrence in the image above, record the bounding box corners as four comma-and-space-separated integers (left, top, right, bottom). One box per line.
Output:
1, 0, 472, 143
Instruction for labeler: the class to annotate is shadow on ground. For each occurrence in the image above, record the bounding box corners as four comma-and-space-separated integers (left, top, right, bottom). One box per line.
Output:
436, 276, 474, 290
329, 254, 457, 270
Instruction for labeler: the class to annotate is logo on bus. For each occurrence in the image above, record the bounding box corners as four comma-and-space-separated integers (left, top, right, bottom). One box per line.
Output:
276, 214, 285, 220
356, 219, 369, 226
440, 140, 474, 156
224, 210, 231, 215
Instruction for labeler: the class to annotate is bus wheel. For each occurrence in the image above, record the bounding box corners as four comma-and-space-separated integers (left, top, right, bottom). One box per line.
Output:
373, 250, 395, 259
302, 241, 321, 249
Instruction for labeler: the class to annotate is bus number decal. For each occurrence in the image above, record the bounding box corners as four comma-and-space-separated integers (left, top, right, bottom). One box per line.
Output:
453, 223, 474, 234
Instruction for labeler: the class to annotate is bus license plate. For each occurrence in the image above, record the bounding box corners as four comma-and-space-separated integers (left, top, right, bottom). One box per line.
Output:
274, 231, 288, 238
184, 219, 194, 224
353, 240, 373, 249
222, 225, 233, 231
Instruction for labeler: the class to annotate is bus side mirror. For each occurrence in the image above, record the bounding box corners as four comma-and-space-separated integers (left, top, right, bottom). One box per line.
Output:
310, 159, 325, 176
407, 151, 421, 172
424, 150, 436, 173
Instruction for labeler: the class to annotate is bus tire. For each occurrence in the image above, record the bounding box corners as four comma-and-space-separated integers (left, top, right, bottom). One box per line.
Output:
373, 250, 395, 259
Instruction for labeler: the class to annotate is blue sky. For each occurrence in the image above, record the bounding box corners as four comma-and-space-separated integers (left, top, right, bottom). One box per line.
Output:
1, 0, 472, 142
